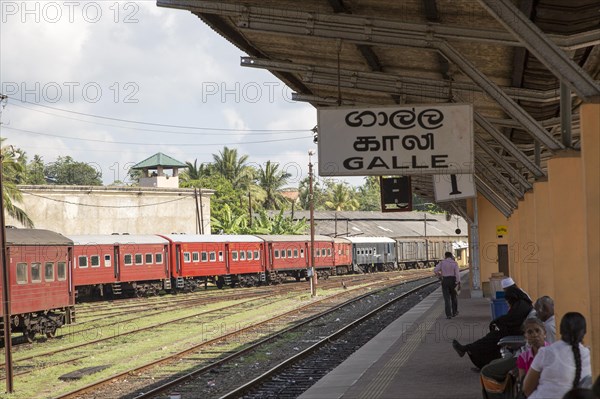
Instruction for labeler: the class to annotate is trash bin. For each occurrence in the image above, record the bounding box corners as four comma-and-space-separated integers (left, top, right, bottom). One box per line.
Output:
491, 298, 509, 320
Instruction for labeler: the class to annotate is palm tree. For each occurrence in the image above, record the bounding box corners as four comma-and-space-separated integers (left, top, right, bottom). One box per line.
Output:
325, 182, 360, 211
212, 147, 254, 191
257, 161, 291, 210
1, 142, 34, 227
180, 159, 211, 185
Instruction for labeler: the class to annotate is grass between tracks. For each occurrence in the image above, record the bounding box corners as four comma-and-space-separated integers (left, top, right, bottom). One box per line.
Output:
0, 283, 356, 399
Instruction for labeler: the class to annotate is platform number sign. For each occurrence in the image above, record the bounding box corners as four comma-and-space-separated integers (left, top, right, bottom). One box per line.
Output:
433, 174, 476, 202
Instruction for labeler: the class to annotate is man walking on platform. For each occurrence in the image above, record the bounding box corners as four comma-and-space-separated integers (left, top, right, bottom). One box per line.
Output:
434, 252, 460, 319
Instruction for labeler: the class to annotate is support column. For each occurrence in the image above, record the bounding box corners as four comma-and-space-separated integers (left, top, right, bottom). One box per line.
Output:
580, 103, 599, 374
548, 152, 591, 351
532, 180, 555, 299
508, 208, 521, 282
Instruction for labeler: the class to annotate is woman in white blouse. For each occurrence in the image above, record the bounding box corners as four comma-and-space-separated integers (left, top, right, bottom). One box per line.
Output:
523, 312, 591, 399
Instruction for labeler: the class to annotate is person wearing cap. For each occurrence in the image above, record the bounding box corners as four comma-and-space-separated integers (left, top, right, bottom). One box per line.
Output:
434, 252, 460, 319
453, 279, 533, 369
501, 277, 533, 303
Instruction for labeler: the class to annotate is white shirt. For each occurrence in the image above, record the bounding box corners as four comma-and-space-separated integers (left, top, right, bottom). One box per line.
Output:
528, 340, 591, 399
544, 315, 556, 343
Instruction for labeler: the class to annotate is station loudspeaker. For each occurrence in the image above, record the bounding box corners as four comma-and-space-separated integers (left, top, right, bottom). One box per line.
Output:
380, 176, 412, 212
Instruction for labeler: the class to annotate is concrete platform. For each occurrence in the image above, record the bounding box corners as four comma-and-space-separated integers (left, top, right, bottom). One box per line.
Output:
299, 272, 493, 399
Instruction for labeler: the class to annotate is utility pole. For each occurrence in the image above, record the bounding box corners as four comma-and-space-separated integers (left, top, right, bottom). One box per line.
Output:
308, 150, 316, 297
0, 93, 14, 392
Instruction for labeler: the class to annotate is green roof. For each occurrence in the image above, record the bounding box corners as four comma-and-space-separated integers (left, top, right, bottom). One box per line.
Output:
131, 153, 187, 169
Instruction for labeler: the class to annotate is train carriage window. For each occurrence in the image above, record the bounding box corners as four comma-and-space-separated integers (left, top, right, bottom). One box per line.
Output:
192, 252, 199, 262
321, 249, 326, 257
57, 262, 66, 281
201, 252, 208, 262
293, 249, 298, 258
247, 250, 252, 260
146, 253, 154, 264
327, 248, 331, 256
155, 253, 163, 264
45, 262, 55, 281
281, 250, 286, 258
91, 255, 100, 268
240, 251, 246, 261
232, 251, 238, 261
183, 252, 191, 263
218, 251, 223, 261
104, 254, 112, 267
287, 249, 292, 258
16, 263, 27, 284
274, 249, 280, 259
209, 252, 216, 262
31, 263, 41, 283
300, 249, 304, 258
78, 256, 88, 268
253, 250, 259, 260
135, 254, 143, 265
124, 254, 133, 265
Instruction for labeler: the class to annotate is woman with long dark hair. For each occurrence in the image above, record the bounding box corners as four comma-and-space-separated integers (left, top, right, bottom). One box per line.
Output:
523, 312, 592, 398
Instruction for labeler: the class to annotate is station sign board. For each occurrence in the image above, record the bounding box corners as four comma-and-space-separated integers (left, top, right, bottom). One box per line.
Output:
317, 104, 473, 176
433, 173, 477, 202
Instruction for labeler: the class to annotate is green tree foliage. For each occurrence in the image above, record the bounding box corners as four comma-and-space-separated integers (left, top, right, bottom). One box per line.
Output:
251, 209, 308, 234
212, 146, 255, 191
180, 159, 212, 184
256, 161, 291, 210
297, 176, 329, 210
45, 156, 102, 185
356, 176, 381, 211
26, 154, 47, 184
1, 141, 34, 227
325, 182, 360, 211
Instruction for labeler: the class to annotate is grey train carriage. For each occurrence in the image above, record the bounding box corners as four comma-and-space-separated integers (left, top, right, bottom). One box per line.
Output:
344, 236, 397, 273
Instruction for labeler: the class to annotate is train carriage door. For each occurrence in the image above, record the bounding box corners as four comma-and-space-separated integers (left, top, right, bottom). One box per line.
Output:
67, 246, 73, 296
224, 243, 230, 274
163, 245, 169, 277
175, 244, 182, 275
113, 246, 120, 280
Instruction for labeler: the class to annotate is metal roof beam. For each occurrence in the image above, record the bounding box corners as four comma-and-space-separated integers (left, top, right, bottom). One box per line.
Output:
475, 156, 524, 200
240, 57, 566, 103
157, 1, 600, 50
439, 42, 564, 151
474, 175, 513, 217
474, 136, 532, 190
477, 0, 600, 101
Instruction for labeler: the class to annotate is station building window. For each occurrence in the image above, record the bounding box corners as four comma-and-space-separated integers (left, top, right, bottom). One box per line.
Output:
16, 263, 27, 284
146, 253, 154, 264
31, 263, 41, 283
45, 262, 54, 281
91, 255, 100, 268
57, 262, 66, 281
155, 253, 163, 264
78, 256, 88, 268
124, 254, 133, 265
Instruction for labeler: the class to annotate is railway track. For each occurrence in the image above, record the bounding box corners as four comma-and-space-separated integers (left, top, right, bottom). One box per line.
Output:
52, 272, 436, 399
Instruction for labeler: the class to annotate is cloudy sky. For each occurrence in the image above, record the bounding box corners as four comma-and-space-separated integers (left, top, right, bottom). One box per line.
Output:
0, 1, 355, 187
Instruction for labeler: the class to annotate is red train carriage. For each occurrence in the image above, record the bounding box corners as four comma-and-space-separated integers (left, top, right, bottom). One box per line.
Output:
160, 235, 264, 289
332, 237, 352, 274
2, 229, 75, 342
256, 235, 339, 282
67, 235, 170, 298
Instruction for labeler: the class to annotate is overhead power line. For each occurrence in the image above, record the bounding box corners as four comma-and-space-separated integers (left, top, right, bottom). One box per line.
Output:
2, 94, 311, 133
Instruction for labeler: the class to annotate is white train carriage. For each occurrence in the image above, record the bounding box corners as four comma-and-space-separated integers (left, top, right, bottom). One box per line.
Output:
344, 236, 397, 273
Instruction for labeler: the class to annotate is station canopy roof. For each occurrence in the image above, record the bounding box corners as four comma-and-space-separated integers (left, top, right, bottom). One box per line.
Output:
158, 0, 600, 219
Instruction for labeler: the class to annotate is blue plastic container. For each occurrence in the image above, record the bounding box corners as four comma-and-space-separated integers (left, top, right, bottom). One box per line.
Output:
491, 298, 509, 320
495, 290, 505, 299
